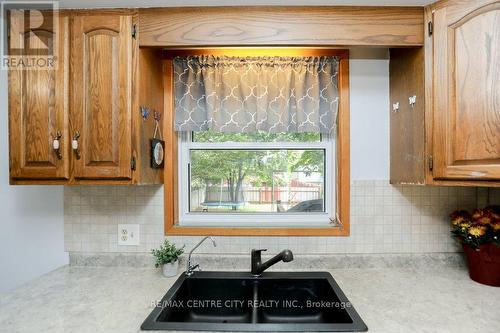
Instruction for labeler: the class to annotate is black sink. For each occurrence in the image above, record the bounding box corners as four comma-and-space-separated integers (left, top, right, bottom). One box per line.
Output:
141, 271, 367, 331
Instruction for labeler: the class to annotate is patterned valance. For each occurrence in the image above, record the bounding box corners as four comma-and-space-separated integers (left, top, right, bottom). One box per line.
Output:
174, 56, 339, 134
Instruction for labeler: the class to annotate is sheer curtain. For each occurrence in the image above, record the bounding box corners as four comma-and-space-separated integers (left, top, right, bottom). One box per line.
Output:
174, 56, 340, 134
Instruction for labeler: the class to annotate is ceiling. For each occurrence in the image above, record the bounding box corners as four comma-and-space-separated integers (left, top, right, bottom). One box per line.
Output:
59, 0, 434, 9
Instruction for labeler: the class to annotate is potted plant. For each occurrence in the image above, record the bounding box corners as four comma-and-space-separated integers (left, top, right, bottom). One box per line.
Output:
450, 206, 500, 286
151, 240, 185, 277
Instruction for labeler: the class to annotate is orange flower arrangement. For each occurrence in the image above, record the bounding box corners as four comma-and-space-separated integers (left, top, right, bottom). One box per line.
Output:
450, 206, 500, 249
468, 225, 487, 237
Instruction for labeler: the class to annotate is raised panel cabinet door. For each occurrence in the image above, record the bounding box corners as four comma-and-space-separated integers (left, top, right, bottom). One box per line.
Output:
70, 14, 133, 179
432, 0, 500, 180
8, 14, 69, 180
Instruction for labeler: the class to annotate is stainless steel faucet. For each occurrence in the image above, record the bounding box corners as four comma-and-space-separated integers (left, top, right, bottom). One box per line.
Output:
185, 236, 217, 276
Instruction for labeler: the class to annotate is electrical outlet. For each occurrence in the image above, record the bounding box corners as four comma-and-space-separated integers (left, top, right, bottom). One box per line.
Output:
118, 224, 140, 246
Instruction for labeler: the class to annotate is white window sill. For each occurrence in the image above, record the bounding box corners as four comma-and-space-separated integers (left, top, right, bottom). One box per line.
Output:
179, 213, 334, 228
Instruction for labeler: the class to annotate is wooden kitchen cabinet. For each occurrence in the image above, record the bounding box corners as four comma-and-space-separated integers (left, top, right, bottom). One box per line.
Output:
8, 13, 70, 180
8, 10, 164, 185
9, 3, 496, 186
390, 0, 500, 186
70, 12, 134, 180
431, 0, 500, 181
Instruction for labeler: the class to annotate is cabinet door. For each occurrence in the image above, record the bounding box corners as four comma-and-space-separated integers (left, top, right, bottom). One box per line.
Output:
70, 14, 133, 179
8, 14, 69, 180
432, 0, 500, 180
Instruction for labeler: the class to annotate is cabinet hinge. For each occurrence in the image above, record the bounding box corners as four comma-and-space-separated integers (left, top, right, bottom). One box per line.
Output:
428, 155, 433, 171
132, 24, 137, 39
428, 21, 433, 36
131, 156, 136, 171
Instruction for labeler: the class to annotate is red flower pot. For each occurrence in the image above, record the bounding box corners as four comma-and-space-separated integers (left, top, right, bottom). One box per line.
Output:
462, 243, 500, 287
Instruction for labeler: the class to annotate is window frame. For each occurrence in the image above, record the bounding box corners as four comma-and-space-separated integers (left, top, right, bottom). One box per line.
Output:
163, 48, 350, 236
178, 132, 335, 227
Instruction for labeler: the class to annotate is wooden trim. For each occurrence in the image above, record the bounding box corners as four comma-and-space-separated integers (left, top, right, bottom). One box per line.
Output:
430, 180, 500, 187
68, 9, 137, 16
337, 56, 350, 235
10, 179, 136, 185
163, 59, 179, 231
427, 0, 497, 21
424, 5, 435, 185
163, 48, 350, 236
139, 6, 424, 47
131, 12, 140, 184
164, 226, 349, 237
163, 48, 349, 58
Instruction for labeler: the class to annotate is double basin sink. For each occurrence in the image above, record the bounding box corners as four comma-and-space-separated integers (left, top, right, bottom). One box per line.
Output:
141, 271, 367, 332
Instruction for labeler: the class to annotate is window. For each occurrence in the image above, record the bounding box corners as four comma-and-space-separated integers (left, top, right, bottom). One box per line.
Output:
178, 131, 335, 227
162, 48, 350, 236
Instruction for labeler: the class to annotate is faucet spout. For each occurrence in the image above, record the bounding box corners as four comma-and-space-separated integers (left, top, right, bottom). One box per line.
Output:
186, 236, 217, 276
251, 249, 294, 275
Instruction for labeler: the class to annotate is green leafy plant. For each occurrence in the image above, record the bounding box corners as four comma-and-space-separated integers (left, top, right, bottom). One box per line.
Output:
151, 240, 185, 267
450, 206, 500, 249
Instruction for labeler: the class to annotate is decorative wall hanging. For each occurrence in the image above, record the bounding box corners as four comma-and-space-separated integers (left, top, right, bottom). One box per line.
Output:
151, 111, 164, 169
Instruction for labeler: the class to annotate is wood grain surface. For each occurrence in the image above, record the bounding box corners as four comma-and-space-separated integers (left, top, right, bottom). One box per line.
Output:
432, 0, 500, 180
70, 13, 133, 180
139, 6, 424, 47
8, 13, 70, 181
389, 47, 426, 185
132, 48, 165, 185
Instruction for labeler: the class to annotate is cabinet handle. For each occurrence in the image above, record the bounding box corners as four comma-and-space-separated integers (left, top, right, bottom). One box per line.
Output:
72, 131, 81, 160
52, 131, 62, 160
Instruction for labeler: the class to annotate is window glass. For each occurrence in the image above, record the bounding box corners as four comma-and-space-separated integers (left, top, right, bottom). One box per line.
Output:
189, 149, 325, 214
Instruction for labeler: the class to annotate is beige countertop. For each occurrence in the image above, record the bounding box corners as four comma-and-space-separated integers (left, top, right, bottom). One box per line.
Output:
1, 265, 499, 333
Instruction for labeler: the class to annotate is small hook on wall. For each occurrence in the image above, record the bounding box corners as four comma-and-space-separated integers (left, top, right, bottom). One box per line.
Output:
140, 106, 151, 120
409, 95, 417, 108
392, 102, 400, 113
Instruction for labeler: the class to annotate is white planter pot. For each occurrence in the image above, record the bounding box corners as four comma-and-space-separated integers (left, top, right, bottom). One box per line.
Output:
162, 261, 179, 277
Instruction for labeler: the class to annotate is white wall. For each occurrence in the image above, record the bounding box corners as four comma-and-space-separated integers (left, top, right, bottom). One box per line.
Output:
0, 54, 68, 293
350, 58, 390, 180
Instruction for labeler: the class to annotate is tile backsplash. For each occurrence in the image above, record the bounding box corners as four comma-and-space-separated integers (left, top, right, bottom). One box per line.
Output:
64, 181, 497, 255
